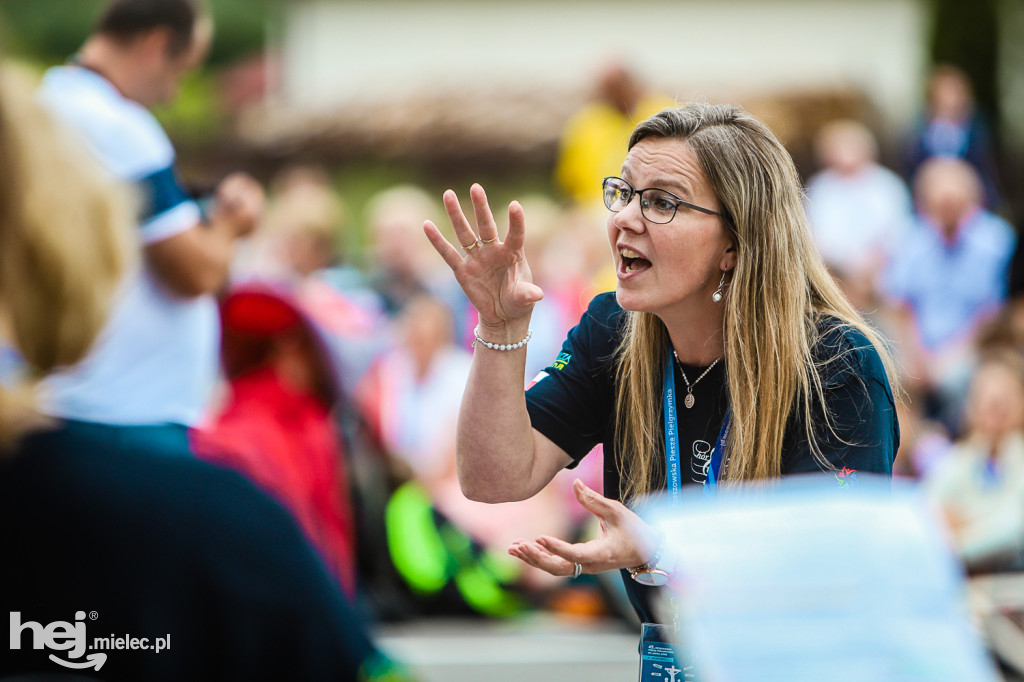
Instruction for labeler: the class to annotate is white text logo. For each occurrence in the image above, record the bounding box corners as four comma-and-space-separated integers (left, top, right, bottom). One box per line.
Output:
10, 611, 171, 671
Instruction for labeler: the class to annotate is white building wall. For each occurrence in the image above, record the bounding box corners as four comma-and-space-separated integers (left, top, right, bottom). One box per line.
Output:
278, 0, 929, 129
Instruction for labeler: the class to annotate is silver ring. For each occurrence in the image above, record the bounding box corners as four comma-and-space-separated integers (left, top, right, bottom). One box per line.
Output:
572, 562, 582, 579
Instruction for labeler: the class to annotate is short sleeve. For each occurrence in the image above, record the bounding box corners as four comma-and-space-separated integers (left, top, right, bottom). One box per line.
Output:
525, 292, 623, 464
782, 323, 900, 484
38, 66, 201, 245
135, 166, 203, 244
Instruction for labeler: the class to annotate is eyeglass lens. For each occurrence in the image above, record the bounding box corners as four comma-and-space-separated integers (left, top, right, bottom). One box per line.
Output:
603, 178, 678, 224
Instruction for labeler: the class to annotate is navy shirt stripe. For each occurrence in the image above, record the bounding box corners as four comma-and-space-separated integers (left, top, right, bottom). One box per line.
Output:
136, 165, 190, 224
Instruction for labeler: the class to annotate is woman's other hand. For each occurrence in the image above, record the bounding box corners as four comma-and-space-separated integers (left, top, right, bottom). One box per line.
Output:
423, 183, 543, 330
507, 479, 659, 577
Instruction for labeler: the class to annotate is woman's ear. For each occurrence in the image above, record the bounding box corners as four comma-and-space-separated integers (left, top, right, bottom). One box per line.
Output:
720, 242, 737, 272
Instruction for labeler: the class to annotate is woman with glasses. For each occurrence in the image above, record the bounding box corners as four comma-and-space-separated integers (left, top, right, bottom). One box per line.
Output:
423, 103, 900, 624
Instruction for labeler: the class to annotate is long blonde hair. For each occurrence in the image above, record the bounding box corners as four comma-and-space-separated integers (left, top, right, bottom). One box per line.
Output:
614, 103, 898, 500
0, 66, 133, 444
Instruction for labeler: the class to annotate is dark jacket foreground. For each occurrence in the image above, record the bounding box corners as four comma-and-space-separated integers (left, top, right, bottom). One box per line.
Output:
1, 422, 383, 681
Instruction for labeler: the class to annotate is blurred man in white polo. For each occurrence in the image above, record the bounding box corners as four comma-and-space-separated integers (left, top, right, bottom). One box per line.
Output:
39, 0, 263, 454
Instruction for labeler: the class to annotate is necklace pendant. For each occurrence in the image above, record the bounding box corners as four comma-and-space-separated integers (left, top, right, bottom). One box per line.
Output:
684, 392, 695, 409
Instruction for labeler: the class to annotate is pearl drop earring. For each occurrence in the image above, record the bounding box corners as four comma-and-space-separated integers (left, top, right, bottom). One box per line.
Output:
712, 271, 727, 302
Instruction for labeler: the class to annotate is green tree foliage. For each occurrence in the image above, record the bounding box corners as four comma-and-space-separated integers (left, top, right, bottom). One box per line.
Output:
0, 1, 107, 61
0, 0, 271, 66
0, 0, 273, 144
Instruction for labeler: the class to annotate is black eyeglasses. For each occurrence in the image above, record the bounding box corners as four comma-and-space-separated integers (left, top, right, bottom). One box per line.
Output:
602, 176, 723, 224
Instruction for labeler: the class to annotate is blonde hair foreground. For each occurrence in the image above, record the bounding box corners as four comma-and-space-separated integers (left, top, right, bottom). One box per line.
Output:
614, 103, 899, 500
0, 66, 132, 444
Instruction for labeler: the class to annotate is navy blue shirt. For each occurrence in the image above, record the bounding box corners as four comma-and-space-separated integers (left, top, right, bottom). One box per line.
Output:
525, 292, 899, 621
1, 423, 387, 681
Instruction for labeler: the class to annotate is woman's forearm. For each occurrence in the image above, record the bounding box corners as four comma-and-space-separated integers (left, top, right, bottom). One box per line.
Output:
422, 184, 563, 502
456, 318, 548, 502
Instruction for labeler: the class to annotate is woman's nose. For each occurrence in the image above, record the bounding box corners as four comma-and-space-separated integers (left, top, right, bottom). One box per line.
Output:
611, 196, 646, 234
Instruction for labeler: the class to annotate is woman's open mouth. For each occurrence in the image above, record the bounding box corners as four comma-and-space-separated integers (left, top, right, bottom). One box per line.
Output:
619, 246, 652, 274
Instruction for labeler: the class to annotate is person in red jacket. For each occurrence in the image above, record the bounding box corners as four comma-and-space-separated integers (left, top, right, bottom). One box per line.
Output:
193, 285, 357, 597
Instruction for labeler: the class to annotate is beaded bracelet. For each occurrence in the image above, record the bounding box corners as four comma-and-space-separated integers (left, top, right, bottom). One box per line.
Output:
472, 325, 533, 351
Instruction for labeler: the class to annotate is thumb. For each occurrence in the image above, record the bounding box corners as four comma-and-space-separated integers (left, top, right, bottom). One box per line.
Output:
519, 282, 544, 304
573, 478, 617, 520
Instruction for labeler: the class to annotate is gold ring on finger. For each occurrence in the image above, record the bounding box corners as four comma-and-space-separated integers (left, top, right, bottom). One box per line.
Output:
479, 237, 496, 244
461, 239, 481, 251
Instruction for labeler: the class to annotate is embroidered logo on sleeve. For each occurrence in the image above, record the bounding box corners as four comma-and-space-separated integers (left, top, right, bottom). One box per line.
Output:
834, 466, 858, 489
552, 352, 572, 370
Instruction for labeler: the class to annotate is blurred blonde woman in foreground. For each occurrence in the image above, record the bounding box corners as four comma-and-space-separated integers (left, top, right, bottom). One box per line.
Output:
0, 67, 415, 682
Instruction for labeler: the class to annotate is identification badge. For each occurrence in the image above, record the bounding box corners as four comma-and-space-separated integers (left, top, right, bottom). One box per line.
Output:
638, 623, 695, 681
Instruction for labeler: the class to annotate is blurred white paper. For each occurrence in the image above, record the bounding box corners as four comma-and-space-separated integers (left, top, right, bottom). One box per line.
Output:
647, 476, 999, 682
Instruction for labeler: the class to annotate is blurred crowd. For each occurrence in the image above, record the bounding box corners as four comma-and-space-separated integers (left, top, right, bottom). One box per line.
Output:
220, 166, 616, 621
803, 65, 1024, 576
3, 0, 1024, 676
196, 60, 1024, 616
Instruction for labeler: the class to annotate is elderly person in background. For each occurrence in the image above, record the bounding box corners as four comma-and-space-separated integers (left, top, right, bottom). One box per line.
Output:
805, 119, 913, 311
367, 185, 473, 347
424, 103, 900, 627
882, 157, 1016, 431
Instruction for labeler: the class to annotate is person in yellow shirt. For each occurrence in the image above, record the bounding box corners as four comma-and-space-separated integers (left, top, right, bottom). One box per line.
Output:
556, 62, 674, 206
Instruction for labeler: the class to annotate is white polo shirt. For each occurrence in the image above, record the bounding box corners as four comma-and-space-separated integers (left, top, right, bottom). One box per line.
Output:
39, 65, 218, 426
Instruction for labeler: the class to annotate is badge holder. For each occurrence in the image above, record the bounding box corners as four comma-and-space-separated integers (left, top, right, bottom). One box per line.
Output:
638, 622, 696, 681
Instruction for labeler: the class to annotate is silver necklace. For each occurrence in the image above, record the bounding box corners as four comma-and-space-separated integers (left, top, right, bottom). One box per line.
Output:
672, 351, 721, 409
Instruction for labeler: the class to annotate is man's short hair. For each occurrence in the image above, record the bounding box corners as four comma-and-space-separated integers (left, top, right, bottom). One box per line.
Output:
95, 0, 200, 56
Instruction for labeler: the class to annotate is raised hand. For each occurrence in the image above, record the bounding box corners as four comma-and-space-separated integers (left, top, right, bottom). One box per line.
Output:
210, 172, 264, 239
423, 184, 543, 329
507, 479, 660, 578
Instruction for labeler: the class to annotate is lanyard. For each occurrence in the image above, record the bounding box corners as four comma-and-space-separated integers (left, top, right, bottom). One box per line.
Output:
662, 353, 731, 501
